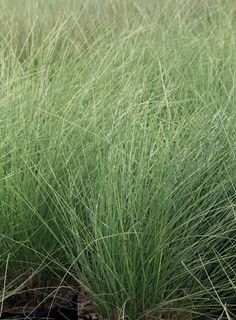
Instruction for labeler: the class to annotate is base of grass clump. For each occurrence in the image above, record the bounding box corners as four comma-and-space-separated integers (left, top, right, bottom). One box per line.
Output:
0, 277, 101, 319
0, 275, 77, 319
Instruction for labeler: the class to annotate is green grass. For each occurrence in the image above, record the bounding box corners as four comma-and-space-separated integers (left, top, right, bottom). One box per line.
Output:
0, 0, 236, 319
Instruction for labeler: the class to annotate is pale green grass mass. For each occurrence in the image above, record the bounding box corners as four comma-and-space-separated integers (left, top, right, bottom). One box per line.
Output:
0, 0, 236, 319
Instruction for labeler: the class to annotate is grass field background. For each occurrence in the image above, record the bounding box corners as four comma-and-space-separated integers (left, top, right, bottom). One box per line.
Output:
0, 0, 236, 319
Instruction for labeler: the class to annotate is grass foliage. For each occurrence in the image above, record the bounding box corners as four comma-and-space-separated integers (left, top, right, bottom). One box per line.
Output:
0, 0, 236, 318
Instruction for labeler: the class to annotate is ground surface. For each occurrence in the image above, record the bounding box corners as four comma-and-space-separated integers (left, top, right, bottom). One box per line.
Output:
1, 284, 100, 319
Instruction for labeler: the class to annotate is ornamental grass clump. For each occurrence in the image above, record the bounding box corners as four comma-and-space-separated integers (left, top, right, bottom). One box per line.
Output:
0, 0, 236, 319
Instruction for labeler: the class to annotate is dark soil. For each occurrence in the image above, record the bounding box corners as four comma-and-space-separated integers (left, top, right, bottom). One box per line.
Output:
1, 285, 77, 319
0, 281, 100, 320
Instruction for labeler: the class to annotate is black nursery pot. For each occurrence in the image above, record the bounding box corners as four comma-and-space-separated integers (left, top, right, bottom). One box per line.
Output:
0, 294, 78, 320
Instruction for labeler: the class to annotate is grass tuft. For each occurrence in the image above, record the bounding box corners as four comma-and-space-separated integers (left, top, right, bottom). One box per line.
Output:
0, 0, 236, 319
